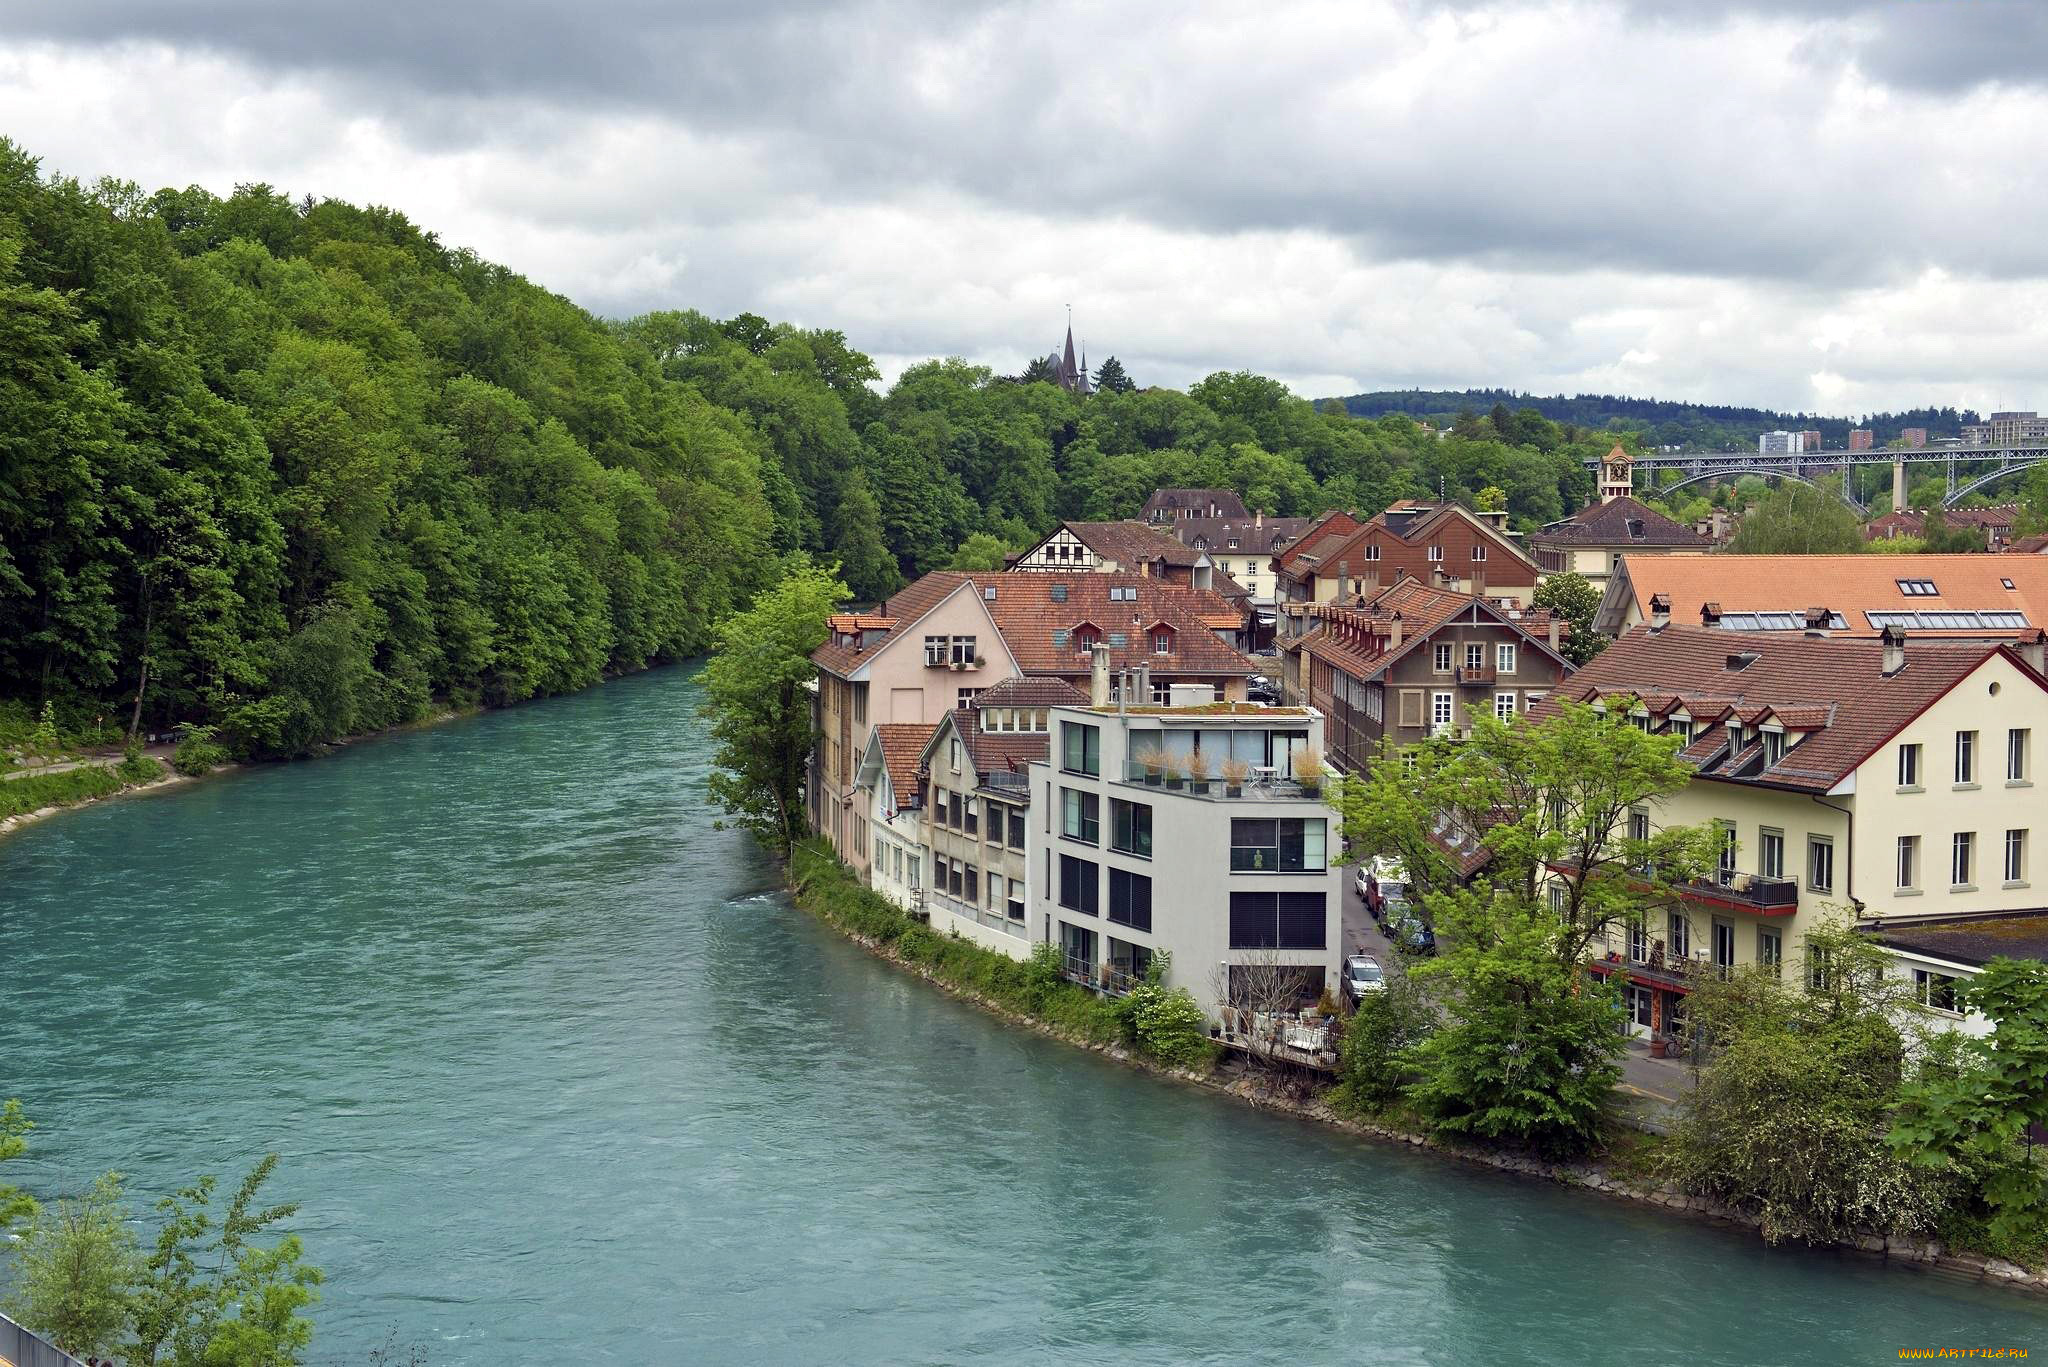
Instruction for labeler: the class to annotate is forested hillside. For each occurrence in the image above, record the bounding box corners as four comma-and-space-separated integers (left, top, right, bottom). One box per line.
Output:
0, 141, 1614, 758
1335, 389, 1979, 451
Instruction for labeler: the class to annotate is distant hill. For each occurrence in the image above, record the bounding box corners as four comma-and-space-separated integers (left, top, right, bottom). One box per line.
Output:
1329, 389, 1981, 452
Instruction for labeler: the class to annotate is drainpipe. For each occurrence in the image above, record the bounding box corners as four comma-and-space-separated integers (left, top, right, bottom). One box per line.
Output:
1811, 793, 1857, 917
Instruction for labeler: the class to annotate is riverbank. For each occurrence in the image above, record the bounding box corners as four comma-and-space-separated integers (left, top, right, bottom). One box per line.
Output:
786, 841, 2048, 1300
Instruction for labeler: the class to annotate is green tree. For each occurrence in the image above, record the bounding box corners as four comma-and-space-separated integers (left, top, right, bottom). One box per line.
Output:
1918, 508, 1983, 554
8, 1171, 140, 1360
701, 559, 847, 854
1728, 481, 1864, 554
128, 1153, 322, 1367
1889, 958, 2048, 1249
1473, 484, 1507, 513
829, 470, 902, 602
1091, 355, 1135, 394
942, 532, 1010, 571
1664, 921, 1948, 1244
0, 1098, 35, 1237
1332, 961, 1435, 1113
1530, 571, 1604, 666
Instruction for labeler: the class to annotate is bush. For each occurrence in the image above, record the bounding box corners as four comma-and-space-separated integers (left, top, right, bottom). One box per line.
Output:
117, 749, 162, 783
0, 766, 128, 821
1131, 985, 1216, 1070
1333, 967, 1434, 1115
172, 726, 232, 777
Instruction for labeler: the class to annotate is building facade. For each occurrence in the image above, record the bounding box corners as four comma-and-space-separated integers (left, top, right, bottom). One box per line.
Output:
1528, 495, 1713, 593
1029, 690, 1344, 1021
857, 723, 935, 913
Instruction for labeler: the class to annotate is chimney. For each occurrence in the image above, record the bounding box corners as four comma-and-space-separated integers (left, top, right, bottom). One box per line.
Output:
1090, 643, 1110, 705
2021, 628, 2047, 676
1649, 593, 1671, 630
1363, 568, 1381, 598
1548, 616, 1561, 652
1255, 510, 1264, 529
1136, 662, 1152, 703
1336, 560, 1351, 603
1881, 623, 1907, 678
1700, 601, 1722, 627
1389, 612, 1404, 651
1472, 564, 1486, 597
1803, 606, 1830, 635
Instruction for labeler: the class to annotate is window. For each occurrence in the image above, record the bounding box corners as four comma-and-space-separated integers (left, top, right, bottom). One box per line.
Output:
1716, 821, 1737, 881
1956, 730, 1977, 785
957, 688, 979, 708
1009, 807, 1026, 851
1433, 643, 1453, 673
1471, 544, 1487, 561
2006, 828, 2028, 884
964, 866, 979, 904
949, 739, 962, 772
1061, 721, 1100, 776
2009, 728, 2030, 782
1363, 544, 1381, 561
1762, 730, 1785, 765
1431, 692, 1454, 734
950, 636, 977, 667
1007, 878, 1025, 922
1952, 831, 1975, 887
1110, 799, 1152, 858
1109, 585, 1137, 602
1227, 891, 1327, 949
1897, 834, 1920, 890
1229, 818, 1327, 872
908, 854, 920, 890
1494, 692, 1517, 721
924, 635, 947, 666
852, 683, 867, 725
1107, 868, 1153, 932
1050, 583, 1068, 602
950, 791, 964, 831
1757, 926, 1781, 975
874, 833, 884, 868
1808, 943, 1832, 991
1808, 836, 1834, 892
1896, 578, 1939, 596
1759, 828, 1784, 881
1712, 919, 1735, 972
1427, 545, 1443, 562
1628, 921, 1648, 964
1465, 644, 1485, 671
1897, 742, 1920, 789
1497, 643, 1516, 674
1153, 631, 1171, 655
1061, 788, 1099, 844
1058, 854, 1098, 916
985, 802, 1006, 848
1668, 911, 1690, 961
1629, 809, 1651, 844
1913, 969, 1960, 1013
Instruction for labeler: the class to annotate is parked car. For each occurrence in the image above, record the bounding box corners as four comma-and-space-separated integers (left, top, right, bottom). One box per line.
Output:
1354, 860, 1411, 923
1386, 915, 1436, 956
1343, 955, 1385, 1001
1246, 674, 1282, 704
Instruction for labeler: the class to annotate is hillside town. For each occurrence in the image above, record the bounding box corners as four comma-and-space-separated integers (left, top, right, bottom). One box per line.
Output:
808, 475, 2048, 1058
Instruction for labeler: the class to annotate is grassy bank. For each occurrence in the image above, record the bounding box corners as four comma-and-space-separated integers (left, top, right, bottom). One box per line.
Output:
789, 840, 1218, 1071
0, 756, 163, 823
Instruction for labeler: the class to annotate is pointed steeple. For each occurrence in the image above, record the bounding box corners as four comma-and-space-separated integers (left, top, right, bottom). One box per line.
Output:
1061, 322, 1078, 387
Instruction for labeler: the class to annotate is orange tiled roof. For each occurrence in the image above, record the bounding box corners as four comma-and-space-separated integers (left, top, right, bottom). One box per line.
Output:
972, 573, 1257, 678
874, 722, 938, 801
812, 571, 973, 677
1616, 554, 2048, 638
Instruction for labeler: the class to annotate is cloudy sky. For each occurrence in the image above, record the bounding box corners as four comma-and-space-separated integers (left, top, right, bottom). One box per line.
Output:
4, 0, 2045, 414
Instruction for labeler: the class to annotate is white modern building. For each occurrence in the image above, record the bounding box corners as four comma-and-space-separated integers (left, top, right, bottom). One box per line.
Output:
1027, 664, 1345, 1022
1758, 430, 1806, 455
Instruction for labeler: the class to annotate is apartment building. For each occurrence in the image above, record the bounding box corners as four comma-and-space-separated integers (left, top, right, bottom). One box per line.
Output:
1028, 679, 1344, 1021
1141, 487, 1249, 524
1273, 502, 1541, 622
1010, 520, 1220, 590
1544, 623, 2048, 1038
1759, 431, 1805, 455
1528, 496, 1712, 593
1292, 579, 1573, 773
857, 722, 937, 912
917, 676, 1083, 955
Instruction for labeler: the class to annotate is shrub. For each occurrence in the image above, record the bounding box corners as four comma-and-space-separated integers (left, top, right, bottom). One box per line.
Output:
171, 725, 231, 777
1333, 967, 1434, 1114
117, 750, 162, 784
0, 767, 127, 821
1132, 985, 1216, 1069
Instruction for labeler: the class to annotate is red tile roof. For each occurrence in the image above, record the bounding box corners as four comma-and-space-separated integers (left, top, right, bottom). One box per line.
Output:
1061, 520, 1206, 569
1537, 624, 2039, 792
971, 675, 1088, 708
1610, 554, 2048, 639
812, 570, 974, 678
873, 723, 938, 802
1274, 510, 1363, 572
1295, 579, 1569, 682
1532, 496, 1713, 550
972, 573, 1258, 678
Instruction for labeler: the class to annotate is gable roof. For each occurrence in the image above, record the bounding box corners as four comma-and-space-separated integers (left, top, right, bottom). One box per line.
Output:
1293, 502, 1539, 582
971, 675, 1088, 708
872, 722, 937, 802
1141, 488, 1249, 521
924, 707, 1051, 784
971, 573, 1258, 677
1532, 495, 1713, 550
1606, 554, 2048, 639
813, 570, 977, 678
1059, 520, 1207, 569
1536, 623, 2038, 792
1274, 510, 1364, 573
1173, 515, 1315, 555
1296, 578, 1570, 683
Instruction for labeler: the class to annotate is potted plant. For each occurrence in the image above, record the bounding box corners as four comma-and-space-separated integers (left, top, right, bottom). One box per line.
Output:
1139, 750, 1168, 786
1164, 755, 1185, 790
1185, 748, 1211, 794
1649, 1036, 1670, 1059
1291, 750, 1325, 797
1221, 757, 1250, 797
972, 654, 987, 668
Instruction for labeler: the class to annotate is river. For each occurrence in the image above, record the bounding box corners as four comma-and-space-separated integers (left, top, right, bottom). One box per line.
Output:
0, 666, 2040, 1364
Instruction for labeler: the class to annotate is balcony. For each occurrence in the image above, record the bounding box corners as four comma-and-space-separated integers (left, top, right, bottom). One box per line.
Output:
1680, 870, 1799, 914
930, 891, 1030, 939
1063, 955, 1141, 997
1453, 664, 1495, 686
1117, 759, 1328, 802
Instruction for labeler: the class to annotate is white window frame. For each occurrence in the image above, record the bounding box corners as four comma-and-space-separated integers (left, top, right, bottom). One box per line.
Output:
1433, 643, 1453, 673
2006, 828, 2027, 884
1496, 642, 1516, 674
1430, 691, 1455, 734
1427, 544, 1443, 562
1897, 834, 1919, 890
1898, 742, 1920, 789
1952, 831, 1975, 888
1494, 692, 1516, 721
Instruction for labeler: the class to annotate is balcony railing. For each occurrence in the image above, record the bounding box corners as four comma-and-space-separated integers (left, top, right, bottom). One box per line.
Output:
1063, 955, 1140, 996
930, 891, 1029, 938
1117, 760, 1327, 801
1683, 870, 1799, 913
1453, 664, 1496, 686
983, 770, 1030, 794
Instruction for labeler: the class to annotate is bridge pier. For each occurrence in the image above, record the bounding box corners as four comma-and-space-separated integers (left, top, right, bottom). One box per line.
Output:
1893, 458, 1906, 513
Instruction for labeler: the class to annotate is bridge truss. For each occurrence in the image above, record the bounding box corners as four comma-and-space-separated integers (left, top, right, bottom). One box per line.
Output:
1586, 444, 2048, 510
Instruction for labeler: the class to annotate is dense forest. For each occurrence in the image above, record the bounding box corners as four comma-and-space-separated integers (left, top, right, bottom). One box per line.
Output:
1336, 389, 1981, 452
1, 141, 1622, 759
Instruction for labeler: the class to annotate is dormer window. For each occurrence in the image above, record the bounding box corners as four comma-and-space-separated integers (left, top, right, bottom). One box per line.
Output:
1763, 729, 1786, 764
1051, 583, 1068, 602
1152, 625, 1175, 655
1074, 626, 1101, 653
1897, 578, 1939, 597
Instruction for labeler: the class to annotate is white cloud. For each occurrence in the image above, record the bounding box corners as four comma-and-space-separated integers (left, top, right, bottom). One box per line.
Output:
2, 1, 2046, 415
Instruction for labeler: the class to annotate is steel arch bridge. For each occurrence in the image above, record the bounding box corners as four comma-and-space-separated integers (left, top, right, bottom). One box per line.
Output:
1585, 443, 2048, 509
1650, 465, 1866, 512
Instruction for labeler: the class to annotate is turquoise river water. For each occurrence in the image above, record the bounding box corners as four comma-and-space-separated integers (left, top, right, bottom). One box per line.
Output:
1, 667, 2042, 1364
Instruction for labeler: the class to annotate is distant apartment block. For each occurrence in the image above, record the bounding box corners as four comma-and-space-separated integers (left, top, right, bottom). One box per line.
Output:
1849, 429, 1875, 451
1981, 412, 2048, 446
1801, 429, 1823, 452
1758, 431, 1804, 455
1902, 427, 1929, 448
